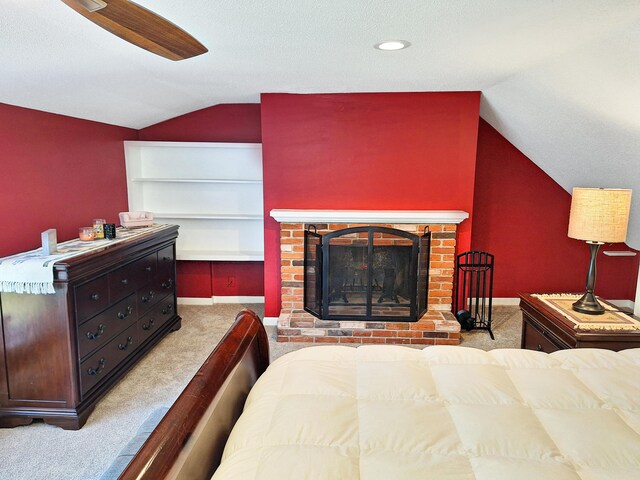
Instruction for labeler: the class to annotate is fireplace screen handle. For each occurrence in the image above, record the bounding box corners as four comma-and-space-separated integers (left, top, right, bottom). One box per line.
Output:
307, 225, 317, 233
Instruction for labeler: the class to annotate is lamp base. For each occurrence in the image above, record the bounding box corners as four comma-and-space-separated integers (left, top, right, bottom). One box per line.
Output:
572, 292, 605, 315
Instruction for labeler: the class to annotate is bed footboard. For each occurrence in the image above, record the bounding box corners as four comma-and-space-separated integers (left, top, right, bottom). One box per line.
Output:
118, 309, 270, 480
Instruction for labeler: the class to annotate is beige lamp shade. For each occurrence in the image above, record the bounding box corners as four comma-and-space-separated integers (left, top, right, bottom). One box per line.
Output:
568, 188, 632, 243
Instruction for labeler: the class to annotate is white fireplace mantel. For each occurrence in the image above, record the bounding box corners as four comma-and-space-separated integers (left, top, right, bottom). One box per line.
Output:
270, 209, 469, 224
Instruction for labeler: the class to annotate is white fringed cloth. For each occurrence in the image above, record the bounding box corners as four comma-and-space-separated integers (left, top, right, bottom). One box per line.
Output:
532, 293, 640, 332
0, 224, 169, 295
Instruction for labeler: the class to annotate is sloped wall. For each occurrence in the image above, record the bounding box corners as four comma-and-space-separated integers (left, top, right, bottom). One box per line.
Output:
138, 104, 262, 143
0, 103, 137, 257
4, 101, 635, 309
472, 119, 638, 300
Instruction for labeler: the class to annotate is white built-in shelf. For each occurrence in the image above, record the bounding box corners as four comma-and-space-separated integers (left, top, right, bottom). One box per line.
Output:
177, 250, 264, 261
132, 178, 262, 184
124, 141, 264, 262
603, 251, 637, 257
154, 213, 263, 221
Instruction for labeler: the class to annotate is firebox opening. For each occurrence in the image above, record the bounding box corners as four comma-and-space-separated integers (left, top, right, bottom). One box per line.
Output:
304, 225, 431, 322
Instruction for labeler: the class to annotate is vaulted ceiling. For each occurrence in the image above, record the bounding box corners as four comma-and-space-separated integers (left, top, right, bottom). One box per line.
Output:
2, 0, 639, 248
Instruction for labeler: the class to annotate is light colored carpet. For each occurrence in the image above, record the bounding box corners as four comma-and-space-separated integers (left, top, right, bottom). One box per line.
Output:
0, 303, 262, 480
458, 305, 523, 349
0, 303, 521, 480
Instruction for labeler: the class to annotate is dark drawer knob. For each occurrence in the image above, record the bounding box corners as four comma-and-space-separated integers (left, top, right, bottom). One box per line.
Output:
162, 256, 172, 262
162, 304, 173, 315
145, 266, 152, 272
121, 278, 129, 285
91, 293, 100, 301
118, 336, 133, 351
117, 305, 134, 319
87, 358, 106, 376
141, 291, 155, 303
142, 318, 155, 331
86, 324, 105, 340
536, 344, 543, 351
161, 278, 173, 289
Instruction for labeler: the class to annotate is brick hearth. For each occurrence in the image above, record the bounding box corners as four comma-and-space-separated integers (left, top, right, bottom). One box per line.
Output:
273, 215, 463, 345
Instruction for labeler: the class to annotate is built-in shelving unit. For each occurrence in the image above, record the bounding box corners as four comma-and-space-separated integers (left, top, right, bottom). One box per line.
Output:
603, 251, 637, 257
124, 141, 264, 261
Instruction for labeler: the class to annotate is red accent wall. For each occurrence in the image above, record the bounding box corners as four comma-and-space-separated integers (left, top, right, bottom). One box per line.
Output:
176, 261, 264, 298
0, 103, 137, 257
472, 119, 638, 300
261, 92, 482, 317
138, 104, 262, 143
176, 261, 212, 298
6, 101, 633, 309
211, 262, 264, 297
138, 104, 263, 298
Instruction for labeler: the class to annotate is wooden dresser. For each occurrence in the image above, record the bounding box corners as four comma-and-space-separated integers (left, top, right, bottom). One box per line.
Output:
519, 293, 640, 352
0, 225, 180, 429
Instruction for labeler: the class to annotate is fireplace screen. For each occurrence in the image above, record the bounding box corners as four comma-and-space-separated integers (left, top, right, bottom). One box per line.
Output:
304, 226, 431, 322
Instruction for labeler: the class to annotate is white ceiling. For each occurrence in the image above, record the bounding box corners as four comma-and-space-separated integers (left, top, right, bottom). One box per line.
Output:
2, 0, 640, 248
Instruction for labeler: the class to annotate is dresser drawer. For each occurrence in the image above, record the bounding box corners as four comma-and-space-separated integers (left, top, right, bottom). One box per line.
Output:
155, 275, 175, 299
138, 297, 176, 344
75, 275, 110, 323
157, 245, 175, 281
77, 293, 137, 359
133, 252, 157, 284
80, 323, 138, 396
137, 284, 162, 316
523, 317, 567, 353
108, 253, 155, 302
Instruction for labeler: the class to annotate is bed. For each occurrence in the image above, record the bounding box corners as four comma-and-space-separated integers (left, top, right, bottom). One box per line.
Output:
118, 309, 640, 479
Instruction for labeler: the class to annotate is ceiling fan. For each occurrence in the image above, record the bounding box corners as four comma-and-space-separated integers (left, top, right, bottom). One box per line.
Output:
61, 0, 208, 61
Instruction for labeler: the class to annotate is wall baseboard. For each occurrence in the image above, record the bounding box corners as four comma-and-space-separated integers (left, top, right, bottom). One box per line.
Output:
178, 296, 265, 306
181, 297, 633, 325
263, 317, 278, 326
212, 295, 265, 304
177, 297, 214, 305
263, 298, 524, 327
454, 298, 521, 307
491, 298, 521, 306
608, 299, 635, 311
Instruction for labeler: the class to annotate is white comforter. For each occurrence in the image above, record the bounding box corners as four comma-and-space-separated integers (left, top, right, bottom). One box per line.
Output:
212, 346, 640, 479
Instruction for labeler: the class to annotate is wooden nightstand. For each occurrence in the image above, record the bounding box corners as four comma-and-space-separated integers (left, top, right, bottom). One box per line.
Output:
519, 293, 640, 352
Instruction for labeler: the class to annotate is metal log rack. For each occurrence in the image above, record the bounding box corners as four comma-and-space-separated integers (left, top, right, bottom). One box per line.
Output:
453, 251, 495, 339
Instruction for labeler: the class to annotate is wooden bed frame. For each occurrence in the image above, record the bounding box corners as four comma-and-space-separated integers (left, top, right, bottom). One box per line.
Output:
117, 309, 640, 479
118, 309, 270, 480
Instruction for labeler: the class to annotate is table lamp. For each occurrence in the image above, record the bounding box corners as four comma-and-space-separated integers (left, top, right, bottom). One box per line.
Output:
568, 187, 632, 314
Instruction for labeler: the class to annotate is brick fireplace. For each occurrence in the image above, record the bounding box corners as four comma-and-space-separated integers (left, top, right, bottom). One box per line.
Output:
271, 210, 468, 345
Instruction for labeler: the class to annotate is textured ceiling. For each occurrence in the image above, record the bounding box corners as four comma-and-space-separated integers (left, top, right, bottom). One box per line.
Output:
2, 0, 640, 248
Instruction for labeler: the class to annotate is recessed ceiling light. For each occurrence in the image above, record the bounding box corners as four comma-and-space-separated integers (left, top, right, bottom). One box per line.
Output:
374, 40, 411, 51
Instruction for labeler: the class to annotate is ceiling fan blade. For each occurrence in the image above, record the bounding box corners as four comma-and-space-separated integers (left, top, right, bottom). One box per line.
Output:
61, 0, 208, 61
